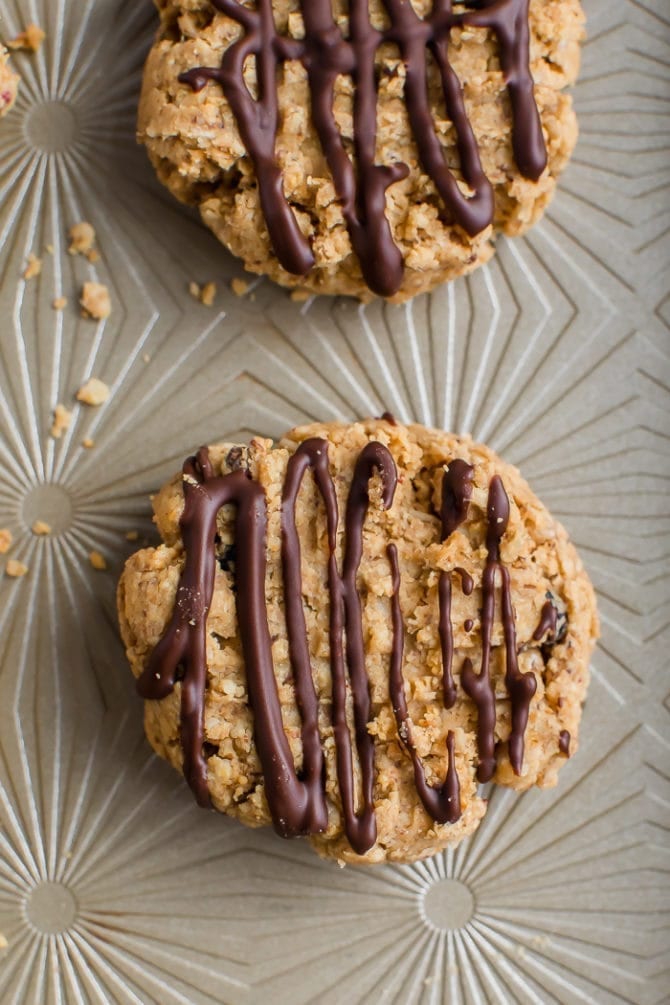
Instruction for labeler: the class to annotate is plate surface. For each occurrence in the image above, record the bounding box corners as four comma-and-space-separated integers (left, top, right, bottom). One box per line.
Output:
0, 1, 668, 1002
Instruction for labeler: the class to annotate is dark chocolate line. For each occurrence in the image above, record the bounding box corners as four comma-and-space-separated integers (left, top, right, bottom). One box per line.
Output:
388, 543, 461, 824
338, 441, 398, 852
385, 0, 494, 236
302, 2, 408, 296
139, 450, 324, 838
463, 0, 547, 181
137, 449, 216, 807
462, 475, 536, 781
500, 563, 537, 774
534, 598, 558, 641
454, 567, 474, 596
438, 460, 474, 708
179, 0, 314, 276
281, 439, 339, 836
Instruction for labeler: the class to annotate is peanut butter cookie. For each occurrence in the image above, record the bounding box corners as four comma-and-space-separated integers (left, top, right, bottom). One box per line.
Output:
118, 418, 598, 864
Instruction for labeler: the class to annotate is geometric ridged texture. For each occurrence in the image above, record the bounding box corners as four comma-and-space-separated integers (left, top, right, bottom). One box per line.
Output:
0, 0, 668, 1001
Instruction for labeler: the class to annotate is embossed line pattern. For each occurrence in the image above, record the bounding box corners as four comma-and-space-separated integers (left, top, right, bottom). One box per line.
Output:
0, 0, 668, 1002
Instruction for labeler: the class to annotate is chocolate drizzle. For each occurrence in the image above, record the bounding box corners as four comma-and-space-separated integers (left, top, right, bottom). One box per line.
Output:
179, 0, 546, 296
280, 438, 397, 852
388, 544, 460, 824
461, 475, 536, 781
559, 729, 570, 756
139, 441, 543, 853
438, 461, 474, 708
533, 598, 558, 641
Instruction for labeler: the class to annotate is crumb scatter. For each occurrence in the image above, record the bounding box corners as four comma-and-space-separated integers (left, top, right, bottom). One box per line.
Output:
80, 281, 111, 320
6, 559, 28, 578
76, 377, 110, 406
7, 24, 45, 52
50, 403, 72, 439
23, 253, 42, 280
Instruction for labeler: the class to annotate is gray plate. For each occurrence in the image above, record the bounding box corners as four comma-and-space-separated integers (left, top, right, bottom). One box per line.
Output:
0, 0, 668, 1002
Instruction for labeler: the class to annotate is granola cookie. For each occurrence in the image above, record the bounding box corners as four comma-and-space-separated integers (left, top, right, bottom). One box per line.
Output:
0, 48, 19, 118
118, 418, 598, 864
138, 0, 584, 300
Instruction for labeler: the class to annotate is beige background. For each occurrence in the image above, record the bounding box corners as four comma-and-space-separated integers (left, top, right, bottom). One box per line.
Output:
0, 0, 668, 1002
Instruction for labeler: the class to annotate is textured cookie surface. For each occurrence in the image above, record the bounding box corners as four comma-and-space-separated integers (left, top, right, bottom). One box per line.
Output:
137, 0, 584, 301
118, 419, 598, 864
0, 48, 19, 118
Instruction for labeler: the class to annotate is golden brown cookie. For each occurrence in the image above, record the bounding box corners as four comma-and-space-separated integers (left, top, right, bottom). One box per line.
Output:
118, 418, 598, 864
138, 0, 584, 301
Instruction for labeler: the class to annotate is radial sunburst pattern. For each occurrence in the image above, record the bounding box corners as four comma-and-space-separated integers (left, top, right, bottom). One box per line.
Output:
0, 0, 668, 1000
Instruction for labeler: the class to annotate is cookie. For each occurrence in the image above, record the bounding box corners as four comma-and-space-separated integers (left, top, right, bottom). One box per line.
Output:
118, 418, 598, 864
137, 0, 584, 301
0, 48, 19, 118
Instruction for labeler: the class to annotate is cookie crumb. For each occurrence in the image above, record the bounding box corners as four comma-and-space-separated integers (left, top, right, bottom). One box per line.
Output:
231, 277, 249, 297
0, 529, 12, 554
76, 377, 110, 406
80, 281, 111, 320
189, 281, 217, 306
89, 550, 107, 571
142, 353, 151, 363
45, 244, 54, 255
50, 403, 72, 439
52, 296, 68, 311
23, 253, 42, 280
68, 222, 96, 255
82, 437, 95, 449
31, 520, 51, 536
125, 530, 139, 542
86, 248, 100, 264
290, 289, 310, 303
0, 932, 7, 949
7, 24, 45, 52
6, 559, 28, 578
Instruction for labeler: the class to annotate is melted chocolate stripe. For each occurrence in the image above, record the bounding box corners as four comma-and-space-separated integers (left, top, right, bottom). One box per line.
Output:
461, 475, 536, 779
281, 439, 340, 834
463, 0, 547, 181
461, 475, 506, 782
533, 598, 557, 641
139, 451, 322, 838
338, 442, 398, 852
389, 543, 461, 824
180, 0, 314, 276
439, 460, 474, 709
385, 0, 494, 236
500, 564, 537, 774
137, 451, 218, 806
179, 0, 545, 295
305, 1, 407, 297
